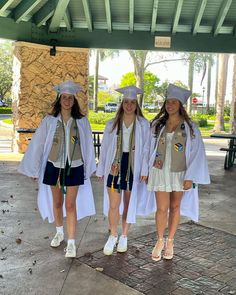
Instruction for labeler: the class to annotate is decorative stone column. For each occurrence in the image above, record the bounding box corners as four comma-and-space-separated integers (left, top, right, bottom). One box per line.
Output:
12, 42, 89, 153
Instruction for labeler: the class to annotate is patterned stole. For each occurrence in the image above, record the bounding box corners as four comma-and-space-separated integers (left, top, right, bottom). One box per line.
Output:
48, 118, 83, 194
110, 119, 136, 192
48, 119, 82, 164
154, 120, 187, 172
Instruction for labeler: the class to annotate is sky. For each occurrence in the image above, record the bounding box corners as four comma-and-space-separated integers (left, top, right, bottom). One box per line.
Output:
89, 50, 234, 104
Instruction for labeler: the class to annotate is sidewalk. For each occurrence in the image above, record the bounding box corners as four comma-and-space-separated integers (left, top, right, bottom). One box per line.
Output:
0, 140, 236, 295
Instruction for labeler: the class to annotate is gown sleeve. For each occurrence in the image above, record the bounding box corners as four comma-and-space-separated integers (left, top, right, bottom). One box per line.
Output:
96, 122, 111, 177
18, 116, 49, 178
140, 120, 151, 176
184, 124, 210, 184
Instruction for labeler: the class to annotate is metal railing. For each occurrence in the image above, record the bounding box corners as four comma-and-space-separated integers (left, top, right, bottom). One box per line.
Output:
17, 128, 103, 159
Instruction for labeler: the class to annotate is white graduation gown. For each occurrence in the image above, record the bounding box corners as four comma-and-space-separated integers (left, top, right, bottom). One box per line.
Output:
146, 121, 210, 222
18, 115, 96, 223
96, 116, 152, 224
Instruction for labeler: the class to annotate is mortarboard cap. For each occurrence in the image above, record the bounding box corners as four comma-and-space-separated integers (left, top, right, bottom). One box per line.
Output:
53, 80, 82, 95
167, 83, 191, 105
115, 85, 143, 100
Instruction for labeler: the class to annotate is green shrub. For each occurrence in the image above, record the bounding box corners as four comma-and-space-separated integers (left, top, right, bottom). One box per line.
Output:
97, 106, 104, 112
195, 118, 208, 127
207, 108, 216, 115
224, 115, 230, 122
88, 111, 115, 125
224, 106, 230, 116
0, 107, 12, 114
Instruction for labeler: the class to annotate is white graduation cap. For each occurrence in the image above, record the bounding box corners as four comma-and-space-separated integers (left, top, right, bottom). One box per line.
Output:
167, 83, 191, 105
53, 80, 82, 95
115, 85, 143, 100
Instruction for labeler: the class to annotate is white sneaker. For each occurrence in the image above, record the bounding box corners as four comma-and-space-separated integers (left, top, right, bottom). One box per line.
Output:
103, 235, 118, 255
50, 232, 64, 247
117, 235, 128, 253
65, 243, 76, 258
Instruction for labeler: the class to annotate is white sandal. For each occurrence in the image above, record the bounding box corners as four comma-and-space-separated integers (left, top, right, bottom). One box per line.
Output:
163, 238, 174, 260
151, 238, 164, 261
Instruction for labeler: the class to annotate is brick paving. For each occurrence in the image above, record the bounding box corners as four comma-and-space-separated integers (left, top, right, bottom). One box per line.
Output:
79, 223, 236, 295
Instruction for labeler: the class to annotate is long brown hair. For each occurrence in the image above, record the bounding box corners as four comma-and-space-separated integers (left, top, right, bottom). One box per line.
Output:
50, 94, 84, 119
111, 100, 144, 133
151, 100, 195, 138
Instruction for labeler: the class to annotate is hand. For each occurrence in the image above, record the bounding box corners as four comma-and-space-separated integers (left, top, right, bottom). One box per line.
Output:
97, 176, 104, 182
140, 176, 148, 182
183, 180, 193, 190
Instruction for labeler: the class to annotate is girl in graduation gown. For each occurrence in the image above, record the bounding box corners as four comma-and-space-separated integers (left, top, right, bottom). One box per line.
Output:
18, 81, 96, 258
147, 83, 210, 262
96, 85, 150, 255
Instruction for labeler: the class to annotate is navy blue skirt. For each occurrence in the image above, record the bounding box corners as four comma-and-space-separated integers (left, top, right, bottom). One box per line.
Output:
107, 152, 133, 191
43, 161, 84, 186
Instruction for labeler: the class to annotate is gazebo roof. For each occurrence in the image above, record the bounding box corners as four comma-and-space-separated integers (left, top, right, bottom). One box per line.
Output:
0, 0, 236, 52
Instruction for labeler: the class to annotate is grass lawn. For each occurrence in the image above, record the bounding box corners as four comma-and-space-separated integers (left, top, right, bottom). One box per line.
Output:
90, 123, 105, 131
200, 122, 229, 137
3, 118, 230, 137
3, 118, 12, 124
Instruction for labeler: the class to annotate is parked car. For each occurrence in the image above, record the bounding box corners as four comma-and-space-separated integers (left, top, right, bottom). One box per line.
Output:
143, 104, 157, 112
0, 100, 7, 107
104, 102, 119, 112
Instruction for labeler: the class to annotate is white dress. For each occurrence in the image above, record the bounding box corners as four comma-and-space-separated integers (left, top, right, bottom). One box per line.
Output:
147, 132, 185, 192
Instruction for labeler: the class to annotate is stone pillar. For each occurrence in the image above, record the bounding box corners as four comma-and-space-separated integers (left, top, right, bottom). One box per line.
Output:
12, 42, 89, 153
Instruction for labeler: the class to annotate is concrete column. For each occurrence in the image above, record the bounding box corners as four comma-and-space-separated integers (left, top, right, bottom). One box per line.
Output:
12, 42, 89, 153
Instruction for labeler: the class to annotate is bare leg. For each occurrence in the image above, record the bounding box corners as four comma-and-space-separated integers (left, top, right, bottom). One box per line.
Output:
168, 191, 183, 239
50, 186, 63, 226
107, 188, 121, 236
164, 191, 183, 258
65, 186, 79, 240
152, 191, 169, 261
122, 190, 131, 236
155, 191, 170, 238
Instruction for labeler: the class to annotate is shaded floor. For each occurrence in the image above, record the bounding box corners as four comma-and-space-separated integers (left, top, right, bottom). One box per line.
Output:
0, 136, 236, 294
80, 223, 236, 295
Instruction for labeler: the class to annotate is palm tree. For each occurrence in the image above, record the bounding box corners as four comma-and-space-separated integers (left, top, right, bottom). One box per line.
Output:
92, 49, 119, 112
206, 58, 214, 113
231, 54, 236, 133
214, 54, 230, 132
184, 53, 215, 114
128, 50, 148, 107
214, 54, 219, 112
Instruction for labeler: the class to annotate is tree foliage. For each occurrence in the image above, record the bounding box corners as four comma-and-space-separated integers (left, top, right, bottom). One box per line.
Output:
0, 41, 13, 100
120, 71, 160, 103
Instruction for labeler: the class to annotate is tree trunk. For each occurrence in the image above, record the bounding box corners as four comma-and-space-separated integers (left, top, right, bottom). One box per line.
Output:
128, 50, 148, 108
187, 57, 194, 114
206, 60, 211, 113
214, 54, 219, 112
231, 54, 236, 133
214, 54, 229, 132
93, 50, 99, 113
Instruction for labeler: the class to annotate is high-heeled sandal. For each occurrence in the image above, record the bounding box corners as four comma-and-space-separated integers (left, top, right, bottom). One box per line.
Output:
163, 238, 174, 260
151, 238, 164, 262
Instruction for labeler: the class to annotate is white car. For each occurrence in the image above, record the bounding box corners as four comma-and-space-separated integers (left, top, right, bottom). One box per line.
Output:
104, 102, 118, 112
143, 104, 157, 111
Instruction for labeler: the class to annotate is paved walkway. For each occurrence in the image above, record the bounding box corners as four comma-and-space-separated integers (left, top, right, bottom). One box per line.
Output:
0, 122, 236, 295
80, 223, 236, 295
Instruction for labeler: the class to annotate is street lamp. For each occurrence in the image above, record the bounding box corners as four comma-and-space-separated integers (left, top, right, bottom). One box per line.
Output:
202, 86, 205, 114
